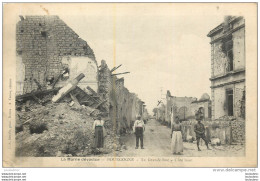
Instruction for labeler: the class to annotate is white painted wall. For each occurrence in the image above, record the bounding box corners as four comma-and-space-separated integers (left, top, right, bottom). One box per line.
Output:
57, 56, 98, 92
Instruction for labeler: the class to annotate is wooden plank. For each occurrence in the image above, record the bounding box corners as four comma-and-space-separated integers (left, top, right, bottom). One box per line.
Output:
110, 64, 122, 73
16, 88, 60, 101
93, 100, 107, 109
22, 118, 33, 125
52, 74, 62, 88
87, 86, 98, 96
33, 79, 42, 90
31, 94, 41, 104
111, 72, 130, 76
70, 93, 80, 107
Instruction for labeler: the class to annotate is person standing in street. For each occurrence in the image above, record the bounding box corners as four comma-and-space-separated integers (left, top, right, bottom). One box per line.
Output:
133, 116, 145, 149
171, 116, 183, 155
194, 118, 211, 151
92, 116, 105, 149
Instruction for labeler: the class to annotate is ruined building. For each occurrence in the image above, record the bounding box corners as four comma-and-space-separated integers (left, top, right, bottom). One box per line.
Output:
190, 93, 212, 120
16, 15, 145, 134
165, 91, 196, 124
16, 16, 98, 95
207, 16, 245, 120
98, 60, 145, 132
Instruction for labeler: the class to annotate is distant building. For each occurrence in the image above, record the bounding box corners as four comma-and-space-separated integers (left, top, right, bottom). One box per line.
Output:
190, 93, 212, 121
165, 91, 196, 124
207, 16, 245, 120
155, 103, 166, 123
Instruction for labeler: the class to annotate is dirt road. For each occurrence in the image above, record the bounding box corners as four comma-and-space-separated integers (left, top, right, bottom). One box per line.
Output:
114, 118, 245, 157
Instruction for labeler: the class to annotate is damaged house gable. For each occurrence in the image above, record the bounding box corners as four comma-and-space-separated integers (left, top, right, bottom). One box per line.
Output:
16, 15, 98, 95
208, 16, 245, 120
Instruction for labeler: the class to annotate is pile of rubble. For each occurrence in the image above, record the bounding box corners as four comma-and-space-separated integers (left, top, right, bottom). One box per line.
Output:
15, 73, 121, 157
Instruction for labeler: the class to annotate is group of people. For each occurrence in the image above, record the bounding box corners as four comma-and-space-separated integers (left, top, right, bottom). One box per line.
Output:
92, 113, 211, 155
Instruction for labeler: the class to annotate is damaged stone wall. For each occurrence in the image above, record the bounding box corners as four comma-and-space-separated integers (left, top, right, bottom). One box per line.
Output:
181, 119, 245, 145
98, 60, 113, 113
16, 16, 96, 94
213, 41, 227, 76
166, 95, 196, 122
208, 16, 245, 120
234, 83, 245, 119
98, 60, 145, 133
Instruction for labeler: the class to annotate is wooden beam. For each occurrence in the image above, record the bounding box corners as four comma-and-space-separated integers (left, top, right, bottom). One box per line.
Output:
70, 93, 80, 107
33, 79, 42, 90
87, 86, 98, 96
16, 88, 60, 101
93, 100, 107, 109
111, 72, 130, 76
52, 74, 62, 88
31, 94, 41, 104
110, 64, 122, 73
22, 118, 33, 125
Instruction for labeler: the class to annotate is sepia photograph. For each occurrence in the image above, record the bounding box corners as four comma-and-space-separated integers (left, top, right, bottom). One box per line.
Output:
2, 3, 257, 167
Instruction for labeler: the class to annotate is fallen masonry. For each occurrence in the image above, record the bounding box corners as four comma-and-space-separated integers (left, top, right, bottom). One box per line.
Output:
15, 73, 122, 157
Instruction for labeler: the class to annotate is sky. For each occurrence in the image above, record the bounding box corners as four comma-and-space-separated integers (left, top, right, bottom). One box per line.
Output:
16, 3, 229, 113
55, 4, 225, 113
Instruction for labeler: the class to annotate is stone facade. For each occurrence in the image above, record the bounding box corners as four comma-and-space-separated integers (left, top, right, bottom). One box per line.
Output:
207, 16, 245, 120
16, 16, 97, 95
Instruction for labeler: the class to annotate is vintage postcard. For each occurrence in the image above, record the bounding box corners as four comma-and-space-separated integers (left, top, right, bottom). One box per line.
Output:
3, 3, 257, 167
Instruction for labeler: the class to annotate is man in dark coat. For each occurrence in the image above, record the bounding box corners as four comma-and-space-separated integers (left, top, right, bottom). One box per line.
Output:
194, 115, 211, 151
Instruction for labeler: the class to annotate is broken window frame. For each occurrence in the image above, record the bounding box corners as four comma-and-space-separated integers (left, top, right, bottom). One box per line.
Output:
222, 35, 234, 73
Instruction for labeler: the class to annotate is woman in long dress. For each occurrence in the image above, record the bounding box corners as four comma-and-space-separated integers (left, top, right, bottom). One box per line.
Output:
93, 116, 105, 148
171, 116, 183, 154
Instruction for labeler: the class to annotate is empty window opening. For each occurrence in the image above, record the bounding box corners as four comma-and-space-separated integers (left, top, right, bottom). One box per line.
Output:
227, 50, 233, 71
41, 31, 47, 37
222, 35, 234, 72
226, 89, 234, 116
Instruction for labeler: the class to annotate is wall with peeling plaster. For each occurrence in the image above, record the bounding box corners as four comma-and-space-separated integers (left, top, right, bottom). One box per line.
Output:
16, 16, 96, 94
233, 27, 245, 70
208, 16, 245, 120
56, 56, 98, 92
